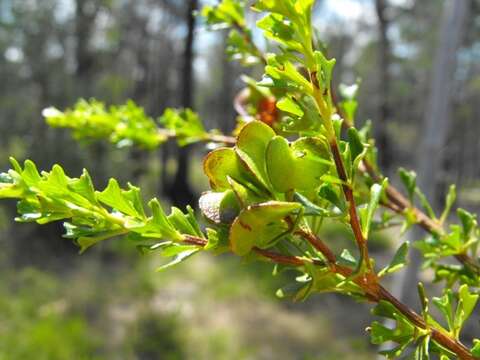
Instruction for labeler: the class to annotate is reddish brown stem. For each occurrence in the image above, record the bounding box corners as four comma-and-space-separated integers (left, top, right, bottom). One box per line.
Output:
182, 235, 315, 267
330, 140, 372, 271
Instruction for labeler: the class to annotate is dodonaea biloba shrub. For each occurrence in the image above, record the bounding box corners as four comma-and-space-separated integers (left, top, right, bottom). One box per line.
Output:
1, 1, 479, 358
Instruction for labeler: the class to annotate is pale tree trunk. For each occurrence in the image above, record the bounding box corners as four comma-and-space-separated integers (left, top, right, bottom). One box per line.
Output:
375, 0, 393, 174
396, 0, 470, 307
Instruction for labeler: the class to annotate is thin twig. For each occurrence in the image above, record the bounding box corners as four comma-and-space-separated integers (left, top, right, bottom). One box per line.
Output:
157, 129, 236, 145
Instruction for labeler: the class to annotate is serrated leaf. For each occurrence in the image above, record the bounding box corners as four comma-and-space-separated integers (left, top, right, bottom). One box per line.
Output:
398, 168, 417, 201
318, 182, 346, 211
457, 284, 479, 326
433, 291, 455, 332
440, 185, 456, 224
277, 96, 304, 117
378, 242, 409, 277
146, 199, 182, 240
160, 108, 206, 146
68, 169, 97, 205
156, 249, 200, 271
360, 179, 387, 238
457, 208, 477, 238
416, 188, 436, 220
168, 207, 198, 237
293, 192, 328, 216
97, 178, 139, 217
338, 249, 357, 267
347, 127, 364, 162
471, 339, 480, 356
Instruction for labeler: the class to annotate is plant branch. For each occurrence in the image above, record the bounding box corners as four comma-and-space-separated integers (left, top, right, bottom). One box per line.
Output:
182, 235, 322, 267
377, 286, 476, 360
157, 129, 236, 145
293, 230, 476, 359
334, 83, 480, 275
186, 228, 476, 359
231, 20, 268, 65
308, 70, 373, 274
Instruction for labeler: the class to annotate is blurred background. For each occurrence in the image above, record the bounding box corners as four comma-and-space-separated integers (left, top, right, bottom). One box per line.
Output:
0, 0, 479, 359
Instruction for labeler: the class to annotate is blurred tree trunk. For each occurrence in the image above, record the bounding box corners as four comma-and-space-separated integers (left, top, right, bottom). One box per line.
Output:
375, 0, 392, 174
167, 0, 197, 207
75, 0, 96, 80
74, 0, 108, 184
219, 33, 237, 133
396, 0, 470, 307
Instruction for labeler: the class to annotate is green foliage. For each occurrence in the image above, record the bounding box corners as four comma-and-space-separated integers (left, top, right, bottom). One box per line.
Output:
2, 0, 480, 358
0, 157, 194, 258
43, 99, 164, 149
43, 99, 229, 149
378, 241, 409, 278
202, 0, 262, 65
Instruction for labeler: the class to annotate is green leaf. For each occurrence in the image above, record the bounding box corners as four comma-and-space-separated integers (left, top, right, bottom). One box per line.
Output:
338, 249, 357, 267
21, 159, 42, 186
457, 285, 479, 327
433, 291, 455, 332
146, 199, 182, 240
97, 178, 139, 217
457, 208, 477, 238
0, 158, 188, 251
236, 120, 276, 190
156, 248, 200, 271
44, 99, 165, 149
347, 127, 364, 162
160, 108, 207, 146
398, 168, 417, 201
68, 169, 98, 205
257, 13, 302, 53
378, 242, 409, 277
318, 183, 346, 211
440, 185, 456, 224
266, 136, 331, 193
229, 201, 301, 255
471, 339, 480, 356
262, 55, 313, 94
276, 96, 304, 117
76, 229, 127, 253
360, 179, 387, 239
293, 192, 329, 216
167, 207, 199, 237
203, 147, 246, 191
416, 188, 436, 220
201, 0, 245, 27
265, 136, 296, 192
